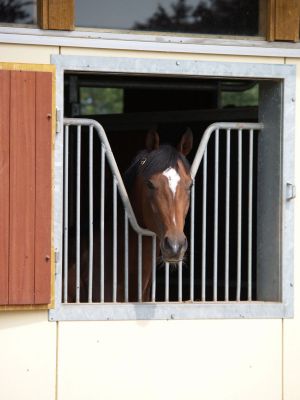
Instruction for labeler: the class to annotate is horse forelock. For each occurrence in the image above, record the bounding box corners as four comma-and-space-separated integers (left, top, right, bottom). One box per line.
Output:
124, 145, 190, 191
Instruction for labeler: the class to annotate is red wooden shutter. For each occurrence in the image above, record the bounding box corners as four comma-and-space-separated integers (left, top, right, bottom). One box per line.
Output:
0, 68, 53, 306
0, 71, 10, 305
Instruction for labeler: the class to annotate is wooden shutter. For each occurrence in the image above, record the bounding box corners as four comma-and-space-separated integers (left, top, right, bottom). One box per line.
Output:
0, 65, 54, 307
267, 0, 300, 41
37, 0, 75, 30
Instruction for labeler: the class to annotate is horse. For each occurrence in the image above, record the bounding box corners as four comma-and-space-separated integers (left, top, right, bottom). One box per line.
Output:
123, 128, 193, 301
67, 128, 193, 303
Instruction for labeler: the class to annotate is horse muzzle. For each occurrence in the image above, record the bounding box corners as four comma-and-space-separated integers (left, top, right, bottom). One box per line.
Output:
160, 233, 188, 263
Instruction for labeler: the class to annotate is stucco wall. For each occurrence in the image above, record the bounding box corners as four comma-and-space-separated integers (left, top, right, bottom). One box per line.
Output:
0, 311, 56, 400
283, 57, 300, 400
0, 42, 298, 400
57, 319, 282, 400
0, 43, 59, 63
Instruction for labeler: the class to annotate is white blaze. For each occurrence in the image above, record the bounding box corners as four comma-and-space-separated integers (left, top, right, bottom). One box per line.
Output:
173, 215, 176, 226
163, 167, 180, 198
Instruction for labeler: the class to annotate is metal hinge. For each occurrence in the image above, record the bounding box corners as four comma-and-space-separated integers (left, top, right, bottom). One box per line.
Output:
56, 109, 62, 134
286, 183, 296, 201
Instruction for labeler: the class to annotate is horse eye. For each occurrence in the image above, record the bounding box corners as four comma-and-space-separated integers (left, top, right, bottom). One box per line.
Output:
186, 183, 193, 192
146, 180, 156, 190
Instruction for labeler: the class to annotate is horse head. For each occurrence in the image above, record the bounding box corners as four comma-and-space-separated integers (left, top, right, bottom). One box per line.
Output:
127, 128, 193, 264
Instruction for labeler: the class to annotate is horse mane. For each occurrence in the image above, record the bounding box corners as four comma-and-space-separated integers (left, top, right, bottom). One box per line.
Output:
124, 145, 190, 192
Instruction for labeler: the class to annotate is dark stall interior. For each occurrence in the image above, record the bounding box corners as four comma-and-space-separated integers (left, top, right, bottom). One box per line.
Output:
64, 72, 259, 302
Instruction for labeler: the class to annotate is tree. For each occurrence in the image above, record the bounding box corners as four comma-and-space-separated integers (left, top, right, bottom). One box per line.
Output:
80, 88, 123, 115
133, 0, 258, 36
134, 4, 173, 32
0, 0, 34, 24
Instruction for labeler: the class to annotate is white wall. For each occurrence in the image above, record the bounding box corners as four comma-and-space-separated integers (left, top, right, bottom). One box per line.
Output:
57, 319, 282, 400
283, 57, 300, 400
0, 44, 58, 400
0, 311, 56, 400
0, 43, 59, 63
0, 43, 299, 400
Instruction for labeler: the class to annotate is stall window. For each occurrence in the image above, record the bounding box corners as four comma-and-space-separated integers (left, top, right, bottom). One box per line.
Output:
49, 55, 295, 321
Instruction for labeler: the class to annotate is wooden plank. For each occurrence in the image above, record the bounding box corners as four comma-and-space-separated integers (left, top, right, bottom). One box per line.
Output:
275, 0, 299, 41
0, 71, 10, 305
0, 63, 55, 74
267, 0, 300, 41
37, 0, 49, 29
49, 0, 74, 30
34, 72, 52, 304
37, 0, 74, 30
9, 71, 36, 305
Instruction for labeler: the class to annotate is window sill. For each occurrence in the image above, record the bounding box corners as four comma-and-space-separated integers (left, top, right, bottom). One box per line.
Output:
1, 26, 300, 59
49, 301, 292, 321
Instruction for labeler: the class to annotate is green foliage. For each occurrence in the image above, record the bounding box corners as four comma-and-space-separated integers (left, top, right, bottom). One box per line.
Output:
221, 84, 259, 108
80, 87, 124, 115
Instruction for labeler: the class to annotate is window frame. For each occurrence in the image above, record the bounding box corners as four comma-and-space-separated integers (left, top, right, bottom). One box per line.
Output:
49, 55, 295, 321
1, 0, 300, 41
2, 26, 300, 58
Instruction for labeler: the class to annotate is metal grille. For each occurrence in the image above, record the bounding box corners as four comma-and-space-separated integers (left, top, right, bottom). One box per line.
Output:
190, 123, 261, 302
63, 118, 156, 304
62, 118, 263, 306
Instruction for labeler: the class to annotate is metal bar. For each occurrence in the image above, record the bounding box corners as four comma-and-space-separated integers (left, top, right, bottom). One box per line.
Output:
178, 261, 183, 302
237, 129, 242, 301
138, 234, 142, 302
165, 262, 169, 302
100, 145, 105, 302
64, 119, 263, 239
124, 212, 129, 302
113, 177, 117, 303
225, 129, 230, 301
76, 125, 81, 303
213, 130, 219, 301
201, 150, 207, 302
63, 119, 155, 239
59, 119, 263, 318
63, 125, 69, 303
248, 129, 254, 301
50, 300, 287, 321
190, 182, 195, 301
76, 77, 220, 91
151, 236, 156, 302
191, 122, 263, 179
88, 125, 94, 302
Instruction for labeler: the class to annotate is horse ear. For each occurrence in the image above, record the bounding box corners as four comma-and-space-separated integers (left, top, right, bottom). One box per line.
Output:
146, 129, 160, 151
177, 127, 193, 156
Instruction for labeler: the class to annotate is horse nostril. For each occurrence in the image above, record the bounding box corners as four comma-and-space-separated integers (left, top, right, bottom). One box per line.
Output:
163, 236, 180, 256
162, 235, 188, 260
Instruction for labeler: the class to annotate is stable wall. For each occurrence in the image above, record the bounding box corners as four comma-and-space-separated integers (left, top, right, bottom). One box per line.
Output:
0, 42, 298, 400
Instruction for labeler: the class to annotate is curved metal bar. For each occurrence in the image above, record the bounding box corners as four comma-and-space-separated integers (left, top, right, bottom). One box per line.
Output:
190, 122, 264, 179
64, 118, 156, 238
65, 119, 263, 236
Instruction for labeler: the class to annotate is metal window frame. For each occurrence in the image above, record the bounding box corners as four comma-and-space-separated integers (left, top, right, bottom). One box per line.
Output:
49, 55, 295, 321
